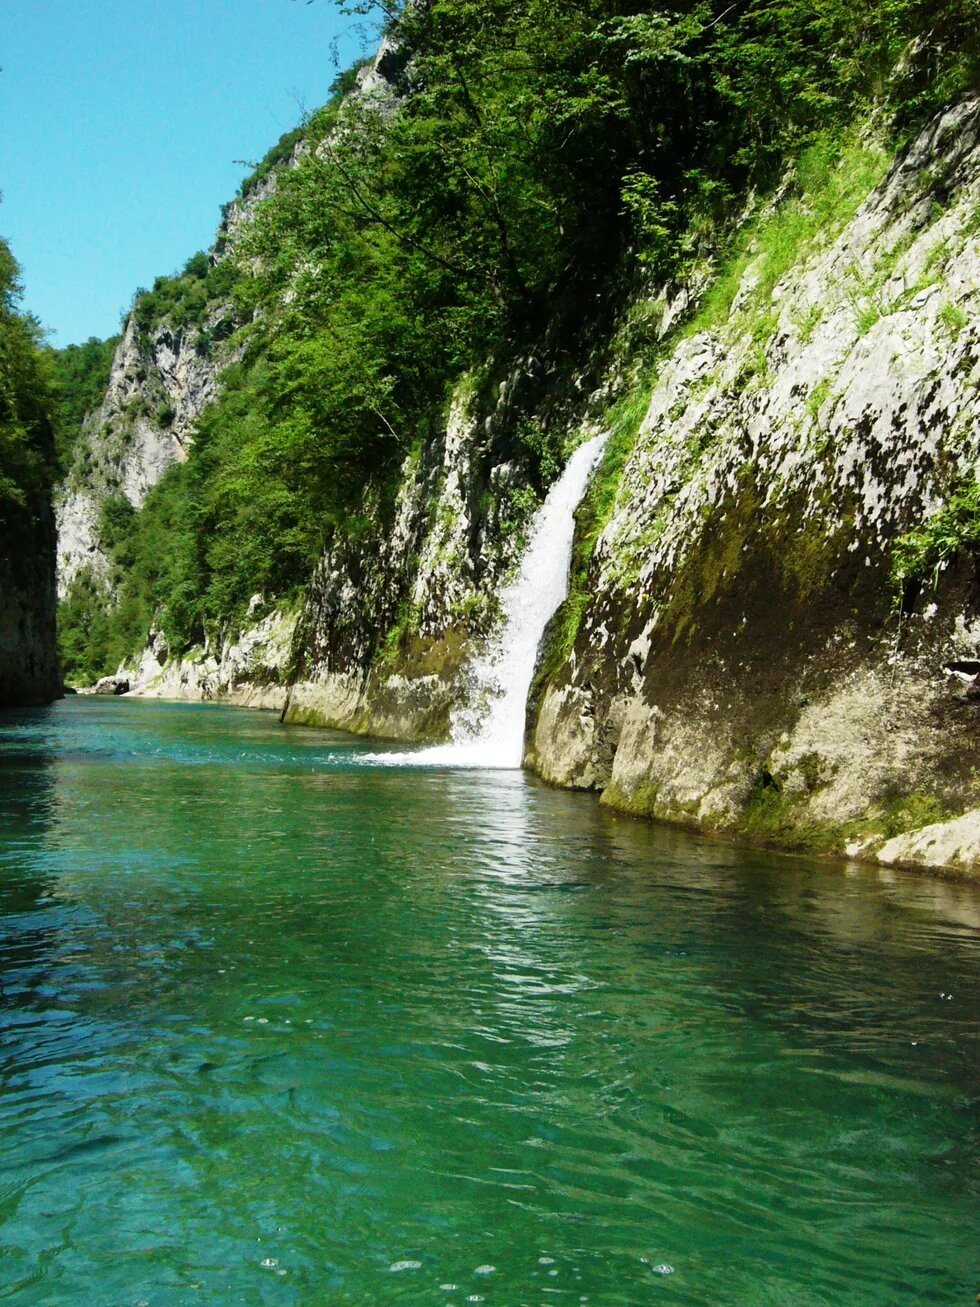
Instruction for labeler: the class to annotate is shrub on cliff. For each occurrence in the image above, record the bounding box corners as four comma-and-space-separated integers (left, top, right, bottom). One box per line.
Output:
46, 333, 119, 472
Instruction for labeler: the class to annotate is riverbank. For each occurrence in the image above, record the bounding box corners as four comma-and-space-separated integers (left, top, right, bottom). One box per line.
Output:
100, 663, 980, 884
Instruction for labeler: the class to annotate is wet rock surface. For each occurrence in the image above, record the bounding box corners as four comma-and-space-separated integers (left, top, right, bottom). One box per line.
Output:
90, 676, 130, 696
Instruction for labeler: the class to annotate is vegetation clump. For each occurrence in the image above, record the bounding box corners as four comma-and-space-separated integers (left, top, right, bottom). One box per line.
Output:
0, 236, 61, 701
45, 334, 119, 472
891, 480, 980, 604
237, 126, 305, 200
131, 252, 239, 338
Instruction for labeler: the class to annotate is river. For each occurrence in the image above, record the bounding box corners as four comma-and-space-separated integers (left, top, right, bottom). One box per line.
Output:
0, 696, 976, 1304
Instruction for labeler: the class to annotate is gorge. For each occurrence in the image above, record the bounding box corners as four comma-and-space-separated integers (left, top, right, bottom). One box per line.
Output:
7, 1, 980, 878
58, 95, 980, 878
1, 4, 979, 1302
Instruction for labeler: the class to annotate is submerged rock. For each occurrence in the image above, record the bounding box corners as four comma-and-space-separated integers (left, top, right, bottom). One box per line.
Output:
92, 676, 129, 696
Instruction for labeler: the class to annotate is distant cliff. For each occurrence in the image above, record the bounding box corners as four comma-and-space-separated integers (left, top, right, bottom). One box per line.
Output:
56, 265, 240, 601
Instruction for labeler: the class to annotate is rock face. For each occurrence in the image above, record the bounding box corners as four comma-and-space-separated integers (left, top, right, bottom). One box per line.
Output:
0, 497, 60, 707
90, 675, 129, 696
284, 377, 550, 738
873, 810, 980, 875
56, 309, 232, 598
526, 97, 980, 874
55, 38, 405, 604
124, 361, 599, 737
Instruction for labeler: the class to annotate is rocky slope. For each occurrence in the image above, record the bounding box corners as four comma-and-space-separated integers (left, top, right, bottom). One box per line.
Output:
125, 350, 613, 735
55, 106, 308, 599
55, 35, 406, 605
57, 312, 226, 596
290, 96, 980, 877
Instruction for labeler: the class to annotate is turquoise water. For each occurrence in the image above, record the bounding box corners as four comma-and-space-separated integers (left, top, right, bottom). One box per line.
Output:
0, 698, 976, 1306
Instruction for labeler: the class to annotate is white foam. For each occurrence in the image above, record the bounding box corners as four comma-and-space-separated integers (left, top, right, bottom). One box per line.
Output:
366, 433, 607, 771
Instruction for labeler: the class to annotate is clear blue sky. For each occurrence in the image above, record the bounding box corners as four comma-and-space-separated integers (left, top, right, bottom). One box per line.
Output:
0, 0, 380, 345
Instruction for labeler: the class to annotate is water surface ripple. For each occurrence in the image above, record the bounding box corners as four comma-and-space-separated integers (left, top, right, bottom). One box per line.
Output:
0, 699, 977, 1305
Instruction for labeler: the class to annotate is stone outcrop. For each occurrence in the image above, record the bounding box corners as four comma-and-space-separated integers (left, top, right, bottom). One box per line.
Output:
124, 604, 297, 712
90, 675, 129, 696
56, 306, 234, 598
283, 377, 547, 738
872, 809, 980, 875
56, 38, 406, 606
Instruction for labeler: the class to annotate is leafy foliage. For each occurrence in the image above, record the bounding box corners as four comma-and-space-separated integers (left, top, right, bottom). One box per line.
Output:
237, 126, 306, 200
697, 132, 891, 330
131, 251, 239, 338
45, 334, 119, 471
58, 568, 117, 685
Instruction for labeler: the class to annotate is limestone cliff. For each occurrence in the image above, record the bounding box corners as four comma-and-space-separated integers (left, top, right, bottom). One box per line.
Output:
282, 369, 599, 738
56, 289, 237, 598
0, 494, 59, 707
55, 36, 404, 604
527, 97, 980, 875
276, 95, 980, 877
123, 602, 297, 712
128, 348, 615, 737
102, 88, 980, 877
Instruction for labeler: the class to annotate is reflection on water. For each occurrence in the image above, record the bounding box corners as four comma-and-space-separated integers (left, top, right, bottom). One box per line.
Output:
0, 697, 977, 1306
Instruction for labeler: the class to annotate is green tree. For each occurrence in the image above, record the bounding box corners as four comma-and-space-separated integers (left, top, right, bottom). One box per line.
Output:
0, 237, 56, 529
46, 333, 119, 471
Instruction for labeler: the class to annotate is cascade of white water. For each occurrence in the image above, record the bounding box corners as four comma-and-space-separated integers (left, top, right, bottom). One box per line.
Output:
380, 431, 607, 769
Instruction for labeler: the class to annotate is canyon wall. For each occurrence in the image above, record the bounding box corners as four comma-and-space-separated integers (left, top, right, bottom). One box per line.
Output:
528, 98, 980, 875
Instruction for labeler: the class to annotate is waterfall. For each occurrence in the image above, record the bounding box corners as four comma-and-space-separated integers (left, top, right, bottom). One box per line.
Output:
379, 431, 607, 770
